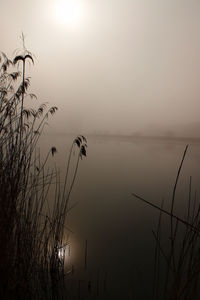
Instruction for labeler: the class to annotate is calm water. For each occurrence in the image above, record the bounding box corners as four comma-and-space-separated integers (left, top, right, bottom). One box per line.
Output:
40, 134, 200, 299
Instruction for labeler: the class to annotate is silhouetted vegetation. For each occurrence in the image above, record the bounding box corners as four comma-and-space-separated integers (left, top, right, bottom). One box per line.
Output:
133, 145, 200, 299
0, 45, 87, 299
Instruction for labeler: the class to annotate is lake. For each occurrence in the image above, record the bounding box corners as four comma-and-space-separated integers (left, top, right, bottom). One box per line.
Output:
39, 134, 200, 299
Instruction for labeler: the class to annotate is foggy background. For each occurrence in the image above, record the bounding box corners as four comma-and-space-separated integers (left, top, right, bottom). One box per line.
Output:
1, 0, 200, 137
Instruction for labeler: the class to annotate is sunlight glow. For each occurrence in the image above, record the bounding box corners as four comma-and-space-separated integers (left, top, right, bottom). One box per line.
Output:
54, 0, 84, 27
58, 244, 70, 260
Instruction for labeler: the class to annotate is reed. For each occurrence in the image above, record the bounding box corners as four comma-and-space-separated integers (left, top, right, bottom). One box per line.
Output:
0, 46, 87, 300
133, 145, 200, 299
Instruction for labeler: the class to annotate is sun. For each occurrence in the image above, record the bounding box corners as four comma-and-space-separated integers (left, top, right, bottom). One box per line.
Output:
54, 0, 83, 27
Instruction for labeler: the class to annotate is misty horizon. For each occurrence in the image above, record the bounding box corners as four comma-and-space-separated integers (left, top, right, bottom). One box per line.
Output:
1, 0, 200, 138
1, 1, 200, 298
47, 120, 200, 139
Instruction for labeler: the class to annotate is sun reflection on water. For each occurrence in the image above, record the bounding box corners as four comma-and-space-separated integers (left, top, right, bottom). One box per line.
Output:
58, 244, 71, 260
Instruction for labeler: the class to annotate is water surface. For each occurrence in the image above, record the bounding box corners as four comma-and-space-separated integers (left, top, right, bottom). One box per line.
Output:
39, 134, 200, 299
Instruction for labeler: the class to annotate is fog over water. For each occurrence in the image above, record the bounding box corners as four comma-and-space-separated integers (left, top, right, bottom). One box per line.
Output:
1, 0, 200, 137
2, 1, 200, 298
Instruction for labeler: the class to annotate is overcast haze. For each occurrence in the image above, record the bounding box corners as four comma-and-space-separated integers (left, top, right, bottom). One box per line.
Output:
1, 0, 200, 137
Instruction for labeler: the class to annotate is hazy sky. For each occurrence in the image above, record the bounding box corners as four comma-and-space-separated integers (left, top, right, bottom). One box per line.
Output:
1, 0, 200, 136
